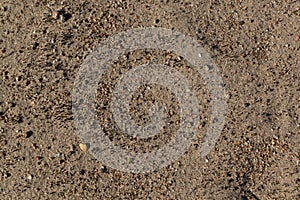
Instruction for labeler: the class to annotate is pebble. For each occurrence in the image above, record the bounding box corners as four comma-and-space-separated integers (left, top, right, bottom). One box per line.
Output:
101, 165, 108, 173
27, 174, 32, 180
52, 11, 59, 19
59, 14, 66, 22
0, 48, 6, 55
1, 140, 7, 146
52, 9, 72, 22
25, 130, 33, 138
79, 143, 88, 152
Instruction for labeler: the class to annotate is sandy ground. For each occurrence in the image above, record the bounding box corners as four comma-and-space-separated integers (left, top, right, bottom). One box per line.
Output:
0, 0, 299, 199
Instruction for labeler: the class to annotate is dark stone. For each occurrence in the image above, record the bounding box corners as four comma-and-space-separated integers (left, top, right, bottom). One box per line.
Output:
25, 130, 33, 138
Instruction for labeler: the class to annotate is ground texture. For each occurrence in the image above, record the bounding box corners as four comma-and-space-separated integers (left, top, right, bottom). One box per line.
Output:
0, 0, 299, 199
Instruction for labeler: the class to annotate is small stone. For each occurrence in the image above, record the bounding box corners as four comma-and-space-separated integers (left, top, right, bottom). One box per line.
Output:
1, 140, 7, 146
27, 174, 32, 180
52, 11, 59, 19
204, 65, 213, 71
101, 165, 107, 173
59, 14, 66, 22
34, 156, 42, 161
239, 20, 245, 26
25, 130, 33, 138
31, 143, 38, 149
1, 6, 8, 11
0, 48, 6, 55
60, 13, 72, 22
79, 143, 88, 152
3, 172, 11, 178
52, 9, 71, 22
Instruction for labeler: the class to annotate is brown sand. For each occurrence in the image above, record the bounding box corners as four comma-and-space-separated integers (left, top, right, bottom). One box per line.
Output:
0, 0, 299, 199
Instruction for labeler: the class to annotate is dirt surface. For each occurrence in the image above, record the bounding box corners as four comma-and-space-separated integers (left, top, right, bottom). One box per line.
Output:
0, 0, 299, 199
